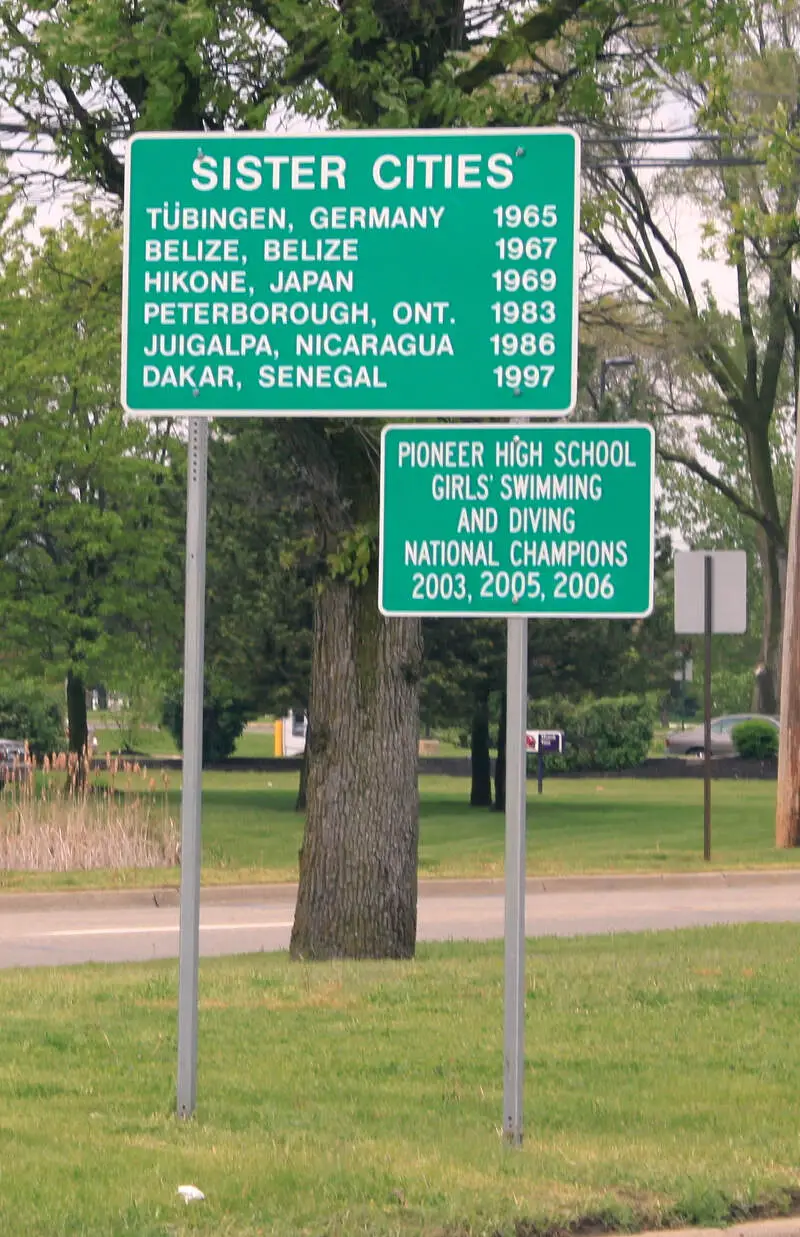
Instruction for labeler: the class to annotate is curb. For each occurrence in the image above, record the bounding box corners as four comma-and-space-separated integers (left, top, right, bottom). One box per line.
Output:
0, 883, 297, 913
3, 869, 800, 914
635, 1221, 800, 1237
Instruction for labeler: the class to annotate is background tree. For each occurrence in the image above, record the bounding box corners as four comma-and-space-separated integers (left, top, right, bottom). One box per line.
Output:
205, 425, 313, 722
206, 423, 315, 805
0, 198, 181, 761
580, 0, 800, 711
421, 618, 506, 806
579, 309, 790, 705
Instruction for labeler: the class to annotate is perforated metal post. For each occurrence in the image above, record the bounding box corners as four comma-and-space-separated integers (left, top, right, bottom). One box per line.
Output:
177, 417, 209, 1119
703, 554, 713, 862
503, 614, 528, 1145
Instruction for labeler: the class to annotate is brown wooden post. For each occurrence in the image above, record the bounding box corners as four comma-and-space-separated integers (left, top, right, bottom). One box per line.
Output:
703, 555, 712, 862
776, 420, 800, 847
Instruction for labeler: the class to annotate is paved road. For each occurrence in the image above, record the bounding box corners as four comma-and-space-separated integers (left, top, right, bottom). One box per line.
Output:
1, 871, 800, 968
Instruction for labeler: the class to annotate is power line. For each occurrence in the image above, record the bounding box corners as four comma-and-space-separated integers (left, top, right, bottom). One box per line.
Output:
583, 133, 758, 145
0, 119, 786, 144
0, 120, 787, 172
585, 156, 767, 169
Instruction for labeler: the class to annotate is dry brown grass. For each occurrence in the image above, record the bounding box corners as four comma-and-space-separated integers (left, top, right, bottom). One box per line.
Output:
0, 749, 179, 871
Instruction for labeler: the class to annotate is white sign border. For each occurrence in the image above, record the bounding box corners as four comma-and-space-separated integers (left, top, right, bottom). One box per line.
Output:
377, 421, 656, 620
121, 127, 581, 420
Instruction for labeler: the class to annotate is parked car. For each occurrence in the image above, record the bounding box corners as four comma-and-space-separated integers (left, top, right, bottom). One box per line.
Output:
665, 714, 779, 757
0, 738, 27, 788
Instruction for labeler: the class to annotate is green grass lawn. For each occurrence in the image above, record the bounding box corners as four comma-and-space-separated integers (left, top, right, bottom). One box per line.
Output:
90, 725, 277, 759
231, 728, 275, 759
2, 925, 800, 1236
91, 725, 471, 760
422, 738, 475, 756
92, 724, 181, 757
1, 772, 796, 893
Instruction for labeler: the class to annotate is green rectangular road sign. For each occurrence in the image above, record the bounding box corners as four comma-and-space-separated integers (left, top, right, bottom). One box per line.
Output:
122, 129, 579, 417
379, 423, 654, 617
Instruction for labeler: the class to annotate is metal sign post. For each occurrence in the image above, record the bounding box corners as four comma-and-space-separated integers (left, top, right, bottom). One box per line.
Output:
674, 549, 747, 863
176, 417, 209, 1119
503, 616, 528, 1145
380, 423, 654, 1144
703, 555, 713, 861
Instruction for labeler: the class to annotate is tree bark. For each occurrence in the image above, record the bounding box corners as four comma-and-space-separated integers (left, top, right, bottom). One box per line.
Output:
66, 669, 88, 754
493, 691, 507, 813
290, 573, 423, 959
470, 692, 492, 807
753, 528, 785, 714
65, 668, 89, 792
745, 422, 787, 713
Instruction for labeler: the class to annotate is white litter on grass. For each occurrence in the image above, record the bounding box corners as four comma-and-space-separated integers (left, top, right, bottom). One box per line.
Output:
177, 1185, 205, 1203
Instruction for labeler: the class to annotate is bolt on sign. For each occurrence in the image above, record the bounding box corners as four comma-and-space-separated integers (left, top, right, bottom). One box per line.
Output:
121, 129, 579, 417
379, 424, 655, 617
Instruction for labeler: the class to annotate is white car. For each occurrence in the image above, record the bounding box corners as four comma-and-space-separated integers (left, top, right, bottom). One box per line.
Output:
665, 714, 779, 757
0, 738, 27, 787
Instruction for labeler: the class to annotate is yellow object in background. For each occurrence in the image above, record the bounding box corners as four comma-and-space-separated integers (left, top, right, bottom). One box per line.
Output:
274, 718, 283, 757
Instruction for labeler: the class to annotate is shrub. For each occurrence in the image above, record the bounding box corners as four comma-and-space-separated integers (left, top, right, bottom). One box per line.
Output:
104, 668, 165, 753
528, 694, 656, 772
732, 719, 779, 760
428, 725, 471, 750
162, 680, 254, 764
0, 678, 65, 756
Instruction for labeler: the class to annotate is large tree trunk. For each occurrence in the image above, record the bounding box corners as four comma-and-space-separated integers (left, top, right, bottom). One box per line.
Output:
290, 573, 423, 959
776, 408, 800, 847
470, 692, 492, 807
66, 669, 89, 754
752, 528, 785, 714
746, 423, 787, 713
66, 668, 89, 792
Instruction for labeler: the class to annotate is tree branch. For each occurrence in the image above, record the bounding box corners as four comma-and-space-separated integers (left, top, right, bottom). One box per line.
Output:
658, 446, 786, 546
455, 0, 589, 94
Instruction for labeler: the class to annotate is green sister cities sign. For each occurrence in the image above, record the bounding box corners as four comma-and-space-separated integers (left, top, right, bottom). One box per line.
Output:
122, 129, 579, 417
379, 424, 654, 617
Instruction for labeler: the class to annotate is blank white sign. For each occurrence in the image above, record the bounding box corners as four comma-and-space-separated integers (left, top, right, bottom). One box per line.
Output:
674, 550, 747, 634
